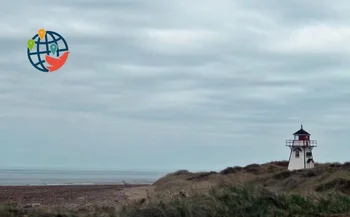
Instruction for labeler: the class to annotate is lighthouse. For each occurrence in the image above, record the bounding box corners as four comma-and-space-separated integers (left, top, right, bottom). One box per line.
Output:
286, 125, 317, 171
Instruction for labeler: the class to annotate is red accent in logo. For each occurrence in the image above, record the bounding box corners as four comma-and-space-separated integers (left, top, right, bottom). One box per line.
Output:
45, 51, 69, 72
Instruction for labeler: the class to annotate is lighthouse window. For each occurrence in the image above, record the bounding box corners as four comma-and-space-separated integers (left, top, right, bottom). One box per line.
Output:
295, 150, 300, 158
306, 152, 312, 157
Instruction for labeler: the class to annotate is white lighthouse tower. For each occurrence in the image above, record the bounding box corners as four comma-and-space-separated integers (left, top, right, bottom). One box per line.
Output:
286, 125, 317, 171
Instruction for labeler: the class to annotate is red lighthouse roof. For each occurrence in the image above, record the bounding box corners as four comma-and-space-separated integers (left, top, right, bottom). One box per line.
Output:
293, 125, 310, 135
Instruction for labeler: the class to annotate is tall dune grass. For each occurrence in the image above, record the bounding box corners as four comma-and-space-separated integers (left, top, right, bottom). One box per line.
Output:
2, 184, 349, 217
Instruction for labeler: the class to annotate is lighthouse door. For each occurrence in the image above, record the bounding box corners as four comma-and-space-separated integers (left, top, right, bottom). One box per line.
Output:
306, 159, 314, 169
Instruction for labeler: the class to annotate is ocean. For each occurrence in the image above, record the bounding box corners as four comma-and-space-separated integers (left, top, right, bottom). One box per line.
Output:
0, 169, 167, 186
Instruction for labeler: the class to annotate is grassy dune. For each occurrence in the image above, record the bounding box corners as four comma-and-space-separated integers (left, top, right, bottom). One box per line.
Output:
1, 161, 350, 217
121, 185, 350, 217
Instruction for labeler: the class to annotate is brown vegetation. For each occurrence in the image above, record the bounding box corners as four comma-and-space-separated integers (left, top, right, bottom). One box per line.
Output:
149, 160, 350, 205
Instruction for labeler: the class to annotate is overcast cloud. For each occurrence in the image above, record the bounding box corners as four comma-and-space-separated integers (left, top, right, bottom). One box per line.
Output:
0, 0, 349, 171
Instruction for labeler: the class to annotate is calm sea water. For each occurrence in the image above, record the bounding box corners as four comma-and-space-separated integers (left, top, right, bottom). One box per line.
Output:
0, 169, 167, 186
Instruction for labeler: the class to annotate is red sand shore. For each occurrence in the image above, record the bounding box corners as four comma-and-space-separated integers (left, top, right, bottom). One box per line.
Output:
0, 184, 150, 210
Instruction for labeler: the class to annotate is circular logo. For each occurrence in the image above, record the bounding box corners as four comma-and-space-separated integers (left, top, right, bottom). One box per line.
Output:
27, 29, 69, 73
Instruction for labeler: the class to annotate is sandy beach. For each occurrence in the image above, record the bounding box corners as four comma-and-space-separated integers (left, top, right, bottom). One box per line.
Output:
0, 184, 151, 210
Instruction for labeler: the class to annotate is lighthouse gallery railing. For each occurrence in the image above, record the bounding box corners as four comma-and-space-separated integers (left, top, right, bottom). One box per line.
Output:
286, 140, 317, 147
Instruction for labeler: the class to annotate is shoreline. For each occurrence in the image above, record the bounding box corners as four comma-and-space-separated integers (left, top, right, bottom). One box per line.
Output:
0, 168, 164, 187
0, 184, 152, 210
0, 182, 153, 187
0, 183, 150, 188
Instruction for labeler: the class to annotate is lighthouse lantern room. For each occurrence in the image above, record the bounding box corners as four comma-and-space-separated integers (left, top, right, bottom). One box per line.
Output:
286, 125, 317, 171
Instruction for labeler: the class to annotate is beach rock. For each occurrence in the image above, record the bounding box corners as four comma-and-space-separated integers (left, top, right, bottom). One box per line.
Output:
138, 198, 146, 204
179, 191, 188, 198
24, 203, 41, 208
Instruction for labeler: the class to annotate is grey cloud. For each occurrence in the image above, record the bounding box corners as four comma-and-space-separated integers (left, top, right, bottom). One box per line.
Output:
0, 0, 349, 170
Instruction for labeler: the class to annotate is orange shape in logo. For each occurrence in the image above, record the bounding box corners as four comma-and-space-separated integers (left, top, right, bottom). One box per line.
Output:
45, 52, 69, 72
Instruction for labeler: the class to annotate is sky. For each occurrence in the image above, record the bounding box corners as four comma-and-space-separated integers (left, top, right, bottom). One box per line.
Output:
0, 0, 349, 172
